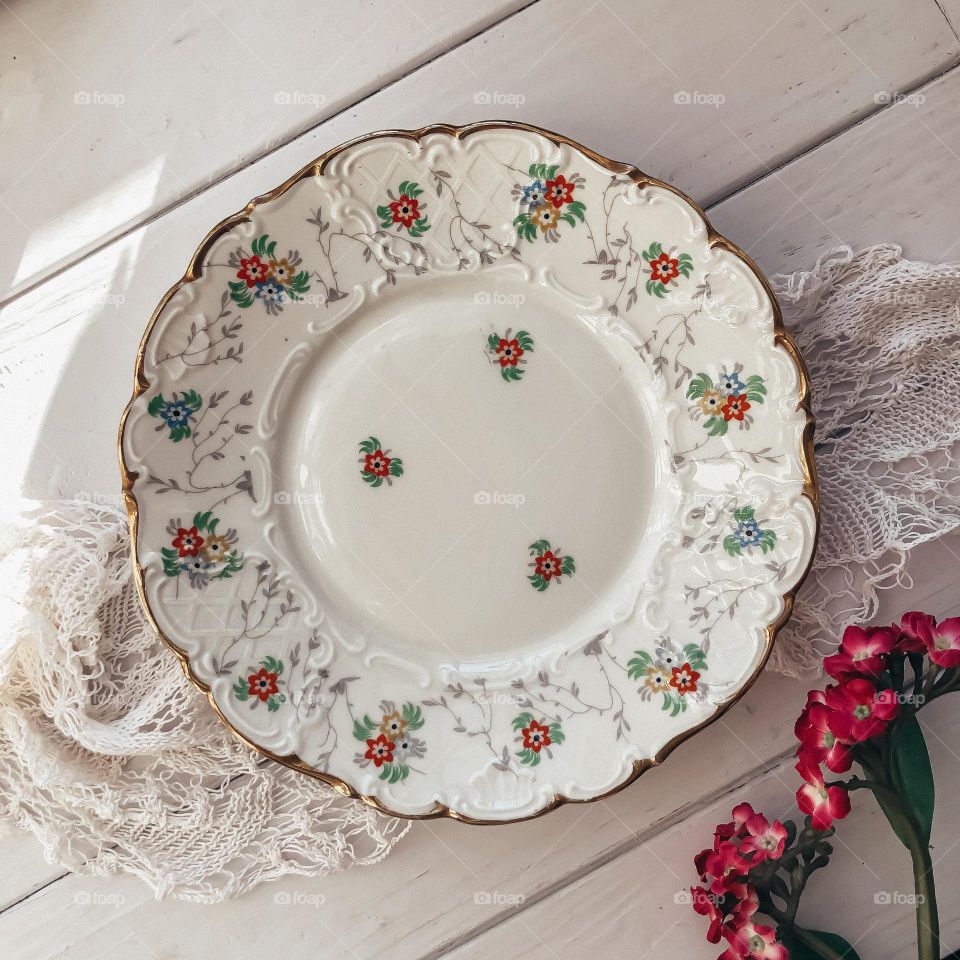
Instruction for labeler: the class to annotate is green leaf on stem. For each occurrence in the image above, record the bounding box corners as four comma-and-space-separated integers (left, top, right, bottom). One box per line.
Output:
888, 715, 935, 846
788, 928, 862, 960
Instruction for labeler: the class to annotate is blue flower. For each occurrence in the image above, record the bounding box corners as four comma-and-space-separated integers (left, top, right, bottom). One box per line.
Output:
735, 520, 762, 547
160, 399, 193, 429
255, 280, 287, 304
521, 179, 546, 208
719, 369, 746, 395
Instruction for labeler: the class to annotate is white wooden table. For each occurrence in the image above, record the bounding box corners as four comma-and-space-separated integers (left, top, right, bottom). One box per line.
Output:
2, 2, 960, 957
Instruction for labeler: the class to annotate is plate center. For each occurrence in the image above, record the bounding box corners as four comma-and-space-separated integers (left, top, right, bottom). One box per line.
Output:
283, 275, 658, 668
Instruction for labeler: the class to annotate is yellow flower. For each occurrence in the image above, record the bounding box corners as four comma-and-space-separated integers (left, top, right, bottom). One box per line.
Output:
530, 205, 560, 233
269, 258, 295, 283
643, 666, 669, 691
201, 534, 231, 563
380, 711, 407, 739
697, 389, 724, 416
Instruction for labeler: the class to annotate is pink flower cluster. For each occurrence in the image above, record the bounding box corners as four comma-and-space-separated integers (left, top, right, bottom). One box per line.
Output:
794, 612, 960, 829
692, 802, 789, 959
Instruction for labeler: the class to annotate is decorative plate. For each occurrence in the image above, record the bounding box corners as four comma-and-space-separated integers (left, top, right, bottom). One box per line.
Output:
120, 122, 817, 823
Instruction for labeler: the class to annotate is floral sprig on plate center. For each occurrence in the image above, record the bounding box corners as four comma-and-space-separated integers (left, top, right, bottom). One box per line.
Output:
487, 328, 534, 381
358, 437, 403, 487
512, 712, 564, 766
527, 539, 575, 591
232, 656, 286, 712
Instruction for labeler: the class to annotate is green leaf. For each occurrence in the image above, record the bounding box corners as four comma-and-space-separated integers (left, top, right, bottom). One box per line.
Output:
516, 331, 534, 351
233, 679, 249, 700
545, 164, 559, 180
501, 366, 523, 382
529, 539, 551, 554
359, 437, 380, 454
193, 510, 212, 532
549, 722, 565, 744
733, 506, 755, 523
402, 702, 424, 730
560, 556, 575, 576
705, 415, 728, 437
353, 715, 377, 742
528, 573, 548, 592
882, 715, 935, 847
512, 712, 534, 731
723, 535, 742, 557
147, 394, 166, 416
487, 333, 500, 349
626, 650, 652, 679
686, 373, 713, 399
759, 530, 777, 553
389, 458, 403, 477
787, 929, 862, 960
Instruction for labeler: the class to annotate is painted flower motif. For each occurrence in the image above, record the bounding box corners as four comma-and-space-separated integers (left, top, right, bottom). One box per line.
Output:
721, 394, 751, 422
380, 711, 407, 739
520, 179, 546, 207
824, 677, 898, 743
513, 163, 585, 242
687, 365, 766, 436
364, 734, 394, 767
486, 329, 534, 382
723, 506, 776, 556
353, 701, 425, 783
513, 712, 564, 766
719, 369, 747, 395
670, 662, 700, 695
545, 174, 575, 208
232, 656, 285, 711
643, 665, 670, 692
147, 389, 202, 442
642, 241, 693, 297
172, 526, 203, 557
236, 255, 271, 287
161, 511, 243, 588
527, 539, 575, 591
696, 389, 724, 416
227, 234, 310, 313
377, 181, 430, 236
358, 437, 403, 487
628, 641, 708, 716
521, 719, 552, 752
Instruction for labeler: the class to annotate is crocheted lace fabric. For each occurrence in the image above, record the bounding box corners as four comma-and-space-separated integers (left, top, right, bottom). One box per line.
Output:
0, 244, 955, 898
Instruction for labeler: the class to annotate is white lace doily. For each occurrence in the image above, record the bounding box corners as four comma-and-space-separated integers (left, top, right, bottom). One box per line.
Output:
0, 243, 956, 898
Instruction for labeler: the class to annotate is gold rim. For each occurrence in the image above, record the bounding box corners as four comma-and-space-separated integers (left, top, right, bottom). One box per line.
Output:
118, 120, 819, 825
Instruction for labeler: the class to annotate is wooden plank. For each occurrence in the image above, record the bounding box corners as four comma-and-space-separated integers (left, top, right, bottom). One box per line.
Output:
1, 0, 956, 300
0, 0, 532, 299
710, 65, 960, 275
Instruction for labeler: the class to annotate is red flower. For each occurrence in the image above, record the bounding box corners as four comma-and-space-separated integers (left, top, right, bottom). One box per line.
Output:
796, 702, 853, 773
389, 194, 420, 228
740, 813, 787, 861
822, 624, 896, 679
691, 882, 757, 944
522, 719, 552, 752
172, 525, 204, 557
364, 734, 394, 767
649, 251, 679, 284
670, 662, 700, 695
731, 921, 789, 960
534, 550, 564, 581
363, 450, 392, 478
926, 616, 960, 667
704, 841, 750, 896
496, 338, 524, 367
545, 174, 575, 208
236, 255, 270, 288
824, 677, 898, 743
247, 667, 279, 702
721, 394, 751, 422
898, 611, 936, 653
796, 760, 851, 829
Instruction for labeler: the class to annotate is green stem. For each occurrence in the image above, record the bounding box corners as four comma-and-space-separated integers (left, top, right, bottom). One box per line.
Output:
903, 812, 939, 960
